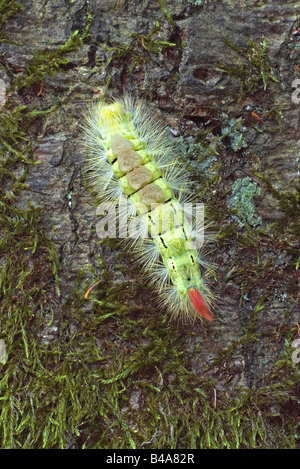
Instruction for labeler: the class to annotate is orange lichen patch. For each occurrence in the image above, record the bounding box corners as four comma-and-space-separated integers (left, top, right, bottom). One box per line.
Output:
139, 181, 165, 205
127, 165, 153, 191
111, 133, 142, 173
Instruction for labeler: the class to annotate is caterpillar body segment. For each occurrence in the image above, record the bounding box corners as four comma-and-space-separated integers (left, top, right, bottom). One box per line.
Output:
83, 96, 214, 323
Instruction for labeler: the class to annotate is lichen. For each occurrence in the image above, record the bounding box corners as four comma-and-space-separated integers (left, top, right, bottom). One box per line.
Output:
230, 177, 262, 227
188, 0, 204, 5
221, 115, 247, 152
175, 132, 221, 192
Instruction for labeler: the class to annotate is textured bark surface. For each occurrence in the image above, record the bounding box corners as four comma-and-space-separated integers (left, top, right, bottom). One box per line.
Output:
0, 0, 299, 449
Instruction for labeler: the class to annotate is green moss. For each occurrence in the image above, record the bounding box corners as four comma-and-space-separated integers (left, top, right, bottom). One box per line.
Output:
158, 0, 176, 31
0, 0, 23, 44
4, 274, 297, 449
263, 104, 288, 134
216, 37, 279, 101
131, 22, 176, 55
12, 10, 92, 91
230, 177, 262, 227
105, 20, 175, 75
0, 134, 298, 449
255, 172, 300, 238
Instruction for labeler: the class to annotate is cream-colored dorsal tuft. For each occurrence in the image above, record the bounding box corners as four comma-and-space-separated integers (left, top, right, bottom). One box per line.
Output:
111, 134, 142, 173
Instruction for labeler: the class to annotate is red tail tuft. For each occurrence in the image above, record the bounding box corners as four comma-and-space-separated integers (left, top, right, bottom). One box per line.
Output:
189, 288, 214, 322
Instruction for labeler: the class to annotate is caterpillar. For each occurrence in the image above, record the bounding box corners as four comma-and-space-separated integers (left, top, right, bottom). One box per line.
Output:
82, 95, 214, 323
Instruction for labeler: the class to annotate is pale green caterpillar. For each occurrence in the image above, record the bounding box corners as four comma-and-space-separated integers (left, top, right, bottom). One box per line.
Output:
83, 95, 214, 323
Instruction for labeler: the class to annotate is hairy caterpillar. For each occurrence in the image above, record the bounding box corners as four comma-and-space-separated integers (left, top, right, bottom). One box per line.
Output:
82, 96, 214, 323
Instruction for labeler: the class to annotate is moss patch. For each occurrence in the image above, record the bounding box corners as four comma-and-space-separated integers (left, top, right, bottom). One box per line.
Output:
216, 36, 279, 101
0, 0, 23, 44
